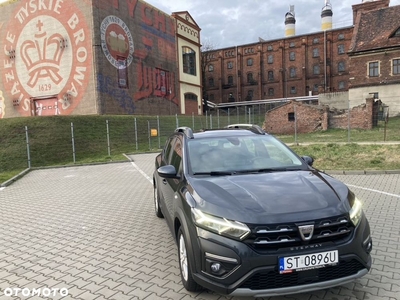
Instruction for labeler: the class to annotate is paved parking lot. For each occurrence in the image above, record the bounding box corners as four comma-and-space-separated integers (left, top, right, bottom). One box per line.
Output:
0, 153, 399, 300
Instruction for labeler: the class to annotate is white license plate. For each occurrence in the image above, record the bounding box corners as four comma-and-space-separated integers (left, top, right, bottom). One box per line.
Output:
279, 250, 338, 274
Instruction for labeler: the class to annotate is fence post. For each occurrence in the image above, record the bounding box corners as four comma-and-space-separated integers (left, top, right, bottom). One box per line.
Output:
228, 108, 230, 125
148, 120, 151, 150
25, 126, 31, 169
192, 112, 195, 130
157, 116, 161, 149
175, 114, 179, 128
347, 100, 351, 143
71, 122, 76, 163
205, 111, 208, 128
294, 104, 298, 143
210, 114, 213, 129
134, 118, 138, 151
217, 109, 220, 128
106, 120, 111, 156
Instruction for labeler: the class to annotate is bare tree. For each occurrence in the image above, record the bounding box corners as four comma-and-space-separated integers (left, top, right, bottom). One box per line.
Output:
200, 38, 218, 113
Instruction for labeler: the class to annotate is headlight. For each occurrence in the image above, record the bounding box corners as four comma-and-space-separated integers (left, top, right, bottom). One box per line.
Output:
349, 197, 363, 226
192, 208, 250, 240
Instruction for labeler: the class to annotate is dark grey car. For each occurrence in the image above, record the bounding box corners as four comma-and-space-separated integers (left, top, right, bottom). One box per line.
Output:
153, 124, 372, 297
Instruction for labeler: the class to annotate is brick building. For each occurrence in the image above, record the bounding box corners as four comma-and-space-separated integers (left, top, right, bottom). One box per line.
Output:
348, 0, 400, 116
203, 0, 400, 116
0, 0, 202, 118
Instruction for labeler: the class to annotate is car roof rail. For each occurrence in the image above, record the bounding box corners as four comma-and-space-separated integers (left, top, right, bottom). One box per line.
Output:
225, 124, 266, 135
175, 127, 194, 139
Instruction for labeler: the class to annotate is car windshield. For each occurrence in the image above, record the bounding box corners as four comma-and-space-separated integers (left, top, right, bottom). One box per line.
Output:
187, 135, 305, 174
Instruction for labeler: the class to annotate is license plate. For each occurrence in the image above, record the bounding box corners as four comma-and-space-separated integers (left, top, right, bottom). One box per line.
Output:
279, 250, 338, 274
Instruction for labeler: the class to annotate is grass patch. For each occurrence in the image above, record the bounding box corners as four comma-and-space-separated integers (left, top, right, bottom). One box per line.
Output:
1, 115, 400, 184
291, 144, 400, 171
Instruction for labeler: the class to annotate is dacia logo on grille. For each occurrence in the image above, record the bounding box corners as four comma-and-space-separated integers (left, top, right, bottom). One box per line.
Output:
298, 224, 314, 241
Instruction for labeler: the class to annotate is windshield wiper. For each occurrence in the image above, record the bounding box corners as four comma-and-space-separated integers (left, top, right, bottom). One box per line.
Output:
193, 171, 233, 176
257, 167, 303, 173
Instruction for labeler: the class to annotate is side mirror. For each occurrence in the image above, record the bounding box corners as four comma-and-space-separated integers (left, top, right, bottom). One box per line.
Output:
301, 156, 314, 166
157, 165, 179, 178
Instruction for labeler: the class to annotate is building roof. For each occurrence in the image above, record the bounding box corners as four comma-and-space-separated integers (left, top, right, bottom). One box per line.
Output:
349, 5, 400, 53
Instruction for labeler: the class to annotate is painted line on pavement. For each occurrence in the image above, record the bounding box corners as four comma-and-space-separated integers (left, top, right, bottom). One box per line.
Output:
347, 184, 400, 198
0, 187, 5, 191
130, 161, 152, 184
128, 155, 400, 199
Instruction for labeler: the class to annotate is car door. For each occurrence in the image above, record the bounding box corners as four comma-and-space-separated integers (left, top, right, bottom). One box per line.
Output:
162, 136, 183, 221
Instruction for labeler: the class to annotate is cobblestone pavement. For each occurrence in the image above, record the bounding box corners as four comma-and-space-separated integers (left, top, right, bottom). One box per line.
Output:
0, 153, 399, 300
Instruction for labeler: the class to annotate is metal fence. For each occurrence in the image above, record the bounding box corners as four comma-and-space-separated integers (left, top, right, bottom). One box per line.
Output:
1, 104, 399, 177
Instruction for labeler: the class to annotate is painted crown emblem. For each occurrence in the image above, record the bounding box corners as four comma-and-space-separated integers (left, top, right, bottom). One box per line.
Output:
21, 19, 65, 88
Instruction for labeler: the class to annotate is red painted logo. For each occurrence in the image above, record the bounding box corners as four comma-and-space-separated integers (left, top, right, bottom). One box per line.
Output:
1, 0, 92, 116
100, 15, 134, 68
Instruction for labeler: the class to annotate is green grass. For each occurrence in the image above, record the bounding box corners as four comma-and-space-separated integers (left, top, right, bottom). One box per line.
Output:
1, 115, 400, 185
276, 117, 400, 143
290, 143, 400, 171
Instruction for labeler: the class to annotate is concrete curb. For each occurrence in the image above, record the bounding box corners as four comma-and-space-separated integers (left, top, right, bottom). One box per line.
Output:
324, 169, 400, 175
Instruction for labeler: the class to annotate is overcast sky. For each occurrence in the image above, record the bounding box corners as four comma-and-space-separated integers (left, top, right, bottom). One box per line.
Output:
144, 0, 400, 49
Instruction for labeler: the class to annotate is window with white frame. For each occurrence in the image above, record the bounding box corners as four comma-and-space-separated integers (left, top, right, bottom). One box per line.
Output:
393, 59, 400, 75
369, 61, 379, 77
182, 46, 196, 75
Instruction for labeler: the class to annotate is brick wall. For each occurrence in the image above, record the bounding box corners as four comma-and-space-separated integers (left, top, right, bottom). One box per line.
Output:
263, 98, 374, 134
95, 0, 180, 115
263, 101, 328, 134
204, 27, 353, 104
328, 98, 374, 129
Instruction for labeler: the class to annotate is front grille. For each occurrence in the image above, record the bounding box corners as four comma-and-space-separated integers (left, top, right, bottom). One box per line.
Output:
244, 215, 354, 252
239, 259, 365, 290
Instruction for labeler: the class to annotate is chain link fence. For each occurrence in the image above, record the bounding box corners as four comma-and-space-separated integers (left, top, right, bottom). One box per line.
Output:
1, 104, 399, 180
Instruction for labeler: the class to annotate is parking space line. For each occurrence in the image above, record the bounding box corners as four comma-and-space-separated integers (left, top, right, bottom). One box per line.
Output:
0, 187, 5, 191
130, 161, 152, 184
347, 184, 400, 198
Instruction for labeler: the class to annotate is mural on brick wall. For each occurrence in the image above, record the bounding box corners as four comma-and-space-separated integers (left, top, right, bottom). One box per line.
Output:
100, 15, 134, 68
99, 0, 178, 114
0, 90, 5, 118
0, 0, 92, 117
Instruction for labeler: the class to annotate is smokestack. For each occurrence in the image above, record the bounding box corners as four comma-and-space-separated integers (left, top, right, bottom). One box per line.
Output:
285, 5, 296, 37
321, 0, 333, 31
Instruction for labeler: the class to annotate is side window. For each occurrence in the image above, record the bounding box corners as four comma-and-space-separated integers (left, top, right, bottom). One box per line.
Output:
163, 138, 174, 164
170, 137, 183, 174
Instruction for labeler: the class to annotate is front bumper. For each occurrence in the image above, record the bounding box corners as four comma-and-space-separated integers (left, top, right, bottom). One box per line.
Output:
190, 214, 372, 297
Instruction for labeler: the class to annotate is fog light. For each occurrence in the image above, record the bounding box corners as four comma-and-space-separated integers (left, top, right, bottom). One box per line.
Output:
211, 263, 221, 273
363, 235, 373, 254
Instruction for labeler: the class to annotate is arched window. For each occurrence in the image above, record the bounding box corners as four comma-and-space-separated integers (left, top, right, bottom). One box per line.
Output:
208, 77, 214, 87
182, 47, 196, 75
185, 93, 198, 101
247, 72, 253, 83
338, 61, 345, 72
313, 65, 320, 75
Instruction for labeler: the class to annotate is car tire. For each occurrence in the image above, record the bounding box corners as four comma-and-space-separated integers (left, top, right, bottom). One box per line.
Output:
154, 183, 164, 218
177, 227, 201, 292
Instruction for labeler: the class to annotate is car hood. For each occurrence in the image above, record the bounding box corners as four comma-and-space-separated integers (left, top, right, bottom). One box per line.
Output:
189, 170, 351, 224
